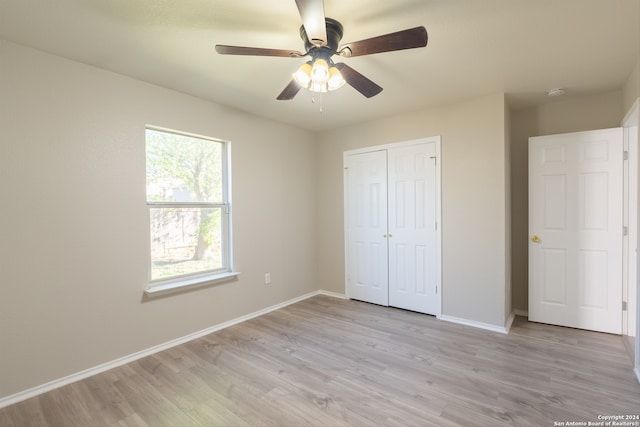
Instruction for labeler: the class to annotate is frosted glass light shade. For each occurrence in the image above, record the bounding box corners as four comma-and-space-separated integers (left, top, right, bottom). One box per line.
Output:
327, 66, 346, 91
292, 62, 312, 88
310, 59, 329, 83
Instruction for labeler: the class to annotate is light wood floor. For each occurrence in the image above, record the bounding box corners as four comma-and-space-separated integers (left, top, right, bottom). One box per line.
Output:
2, 295, 639, 426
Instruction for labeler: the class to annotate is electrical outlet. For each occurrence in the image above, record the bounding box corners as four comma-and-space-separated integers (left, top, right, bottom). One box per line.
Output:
265, 273, 271, 284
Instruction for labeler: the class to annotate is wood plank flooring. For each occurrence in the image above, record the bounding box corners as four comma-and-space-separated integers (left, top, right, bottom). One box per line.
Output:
1, 295, 639, 426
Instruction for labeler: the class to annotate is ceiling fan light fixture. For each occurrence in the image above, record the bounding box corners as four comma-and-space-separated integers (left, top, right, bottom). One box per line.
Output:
292, 61, 313, 88
293, 58, 344, 93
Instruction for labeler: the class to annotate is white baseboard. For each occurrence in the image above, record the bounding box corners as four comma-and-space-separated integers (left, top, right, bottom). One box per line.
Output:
0, 289, 342, 409
317, 290, 347, 299
505, 312, 516, 333
439, 314, 509, 334
513, 309, 528, 318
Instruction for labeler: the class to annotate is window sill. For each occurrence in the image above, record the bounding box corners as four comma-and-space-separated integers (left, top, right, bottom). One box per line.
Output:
144, 271, 240, 298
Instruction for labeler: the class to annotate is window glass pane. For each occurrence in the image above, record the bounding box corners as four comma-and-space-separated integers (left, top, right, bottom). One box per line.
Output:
146, 129, 223, 203
150, 207, 223, 280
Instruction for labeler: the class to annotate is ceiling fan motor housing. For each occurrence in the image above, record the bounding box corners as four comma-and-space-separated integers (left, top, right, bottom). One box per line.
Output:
300, 17, 344, 56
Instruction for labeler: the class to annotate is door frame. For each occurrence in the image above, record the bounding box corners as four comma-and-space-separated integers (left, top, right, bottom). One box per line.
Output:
343, 136, 443, 317
622, 103, 638, 338
621, 97, 639, 382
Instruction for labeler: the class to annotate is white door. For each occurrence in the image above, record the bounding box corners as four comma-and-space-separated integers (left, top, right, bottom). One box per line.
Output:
529, 128, 623, 334
388, 144, 438, 315
345, 150, 389, 306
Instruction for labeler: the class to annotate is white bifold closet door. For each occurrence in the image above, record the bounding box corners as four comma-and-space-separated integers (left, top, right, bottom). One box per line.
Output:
345, 141, 439, 315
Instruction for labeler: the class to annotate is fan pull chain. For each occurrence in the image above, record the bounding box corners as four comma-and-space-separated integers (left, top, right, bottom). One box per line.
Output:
311, 92, 324, 113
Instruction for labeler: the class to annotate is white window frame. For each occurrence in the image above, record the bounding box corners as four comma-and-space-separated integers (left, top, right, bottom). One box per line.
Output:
144, 125, 237, 297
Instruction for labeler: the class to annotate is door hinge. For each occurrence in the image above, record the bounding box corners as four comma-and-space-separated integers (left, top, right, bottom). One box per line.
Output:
430, 156, 437, 165
622, 301, 627, 311
624, 151, 629, 161
624, 226, 629, 236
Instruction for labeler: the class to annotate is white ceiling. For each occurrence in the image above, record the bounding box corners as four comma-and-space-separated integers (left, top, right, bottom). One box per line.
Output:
1, 0, 639, 132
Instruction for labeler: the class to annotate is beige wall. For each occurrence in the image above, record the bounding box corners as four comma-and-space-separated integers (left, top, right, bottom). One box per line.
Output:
510, 91, 625, 312
316, 93, 510, 327
0, 41, 317, 398
624, 56, 640, 114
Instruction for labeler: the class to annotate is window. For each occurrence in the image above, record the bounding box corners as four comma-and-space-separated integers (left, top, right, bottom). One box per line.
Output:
145, 126, 232, 290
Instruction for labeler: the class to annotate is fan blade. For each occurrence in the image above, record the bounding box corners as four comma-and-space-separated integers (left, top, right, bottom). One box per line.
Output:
215, 45, 304, 57
295, 0, 327, 46
334, 63, 383, 98
277, 80, 303, 100
338, 26, 427, 57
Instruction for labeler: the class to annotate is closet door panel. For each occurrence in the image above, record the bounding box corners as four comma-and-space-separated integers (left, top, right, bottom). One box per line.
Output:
345, 150, 389, 306
388, 143, 438, 315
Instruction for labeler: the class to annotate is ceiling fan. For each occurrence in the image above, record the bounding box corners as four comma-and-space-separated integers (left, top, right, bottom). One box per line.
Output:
215, 0, 428, 100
